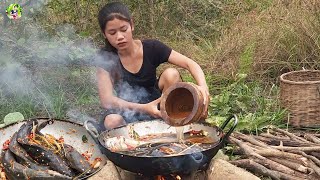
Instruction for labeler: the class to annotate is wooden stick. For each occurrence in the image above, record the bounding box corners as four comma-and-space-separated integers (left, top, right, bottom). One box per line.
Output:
304, 159, 320, 177
292, 151, 320, 167
269, 157, 309, 173
245, 143, 266, 151
272, 128, 311, 143
230, 159, 281, 180
229, 136, 265, 159
271, 146, 320, 152
177, 143, 199, 155
254, 136, 315, 147
231, 159, 306, 180
253, 158, 310, 179
304, 134, 320, 144
230, 136, 309, 179
260, 133, 291, 141
253, 157, 296, 175
310, 152, 320, 160
233, 132, 271, 149
311, 133, 320, 138
256, 149, 306, 160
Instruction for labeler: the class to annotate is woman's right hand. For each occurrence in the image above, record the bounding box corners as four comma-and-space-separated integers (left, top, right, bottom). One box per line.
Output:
143, 98, 162, 118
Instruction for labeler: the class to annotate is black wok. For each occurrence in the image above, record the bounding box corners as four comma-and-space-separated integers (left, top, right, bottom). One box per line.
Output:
85, 115, 237, 176
0, 118, 107, 179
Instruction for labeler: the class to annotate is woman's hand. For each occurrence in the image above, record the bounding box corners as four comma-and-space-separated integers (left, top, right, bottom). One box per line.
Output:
197, 85, 210, 118
143, 97, 162, 118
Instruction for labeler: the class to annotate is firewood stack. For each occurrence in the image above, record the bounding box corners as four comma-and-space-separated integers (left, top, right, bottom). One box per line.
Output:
228, 126, 320, 180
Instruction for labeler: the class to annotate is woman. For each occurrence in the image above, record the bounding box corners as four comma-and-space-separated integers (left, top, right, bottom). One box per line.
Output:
95, 2, 209, 131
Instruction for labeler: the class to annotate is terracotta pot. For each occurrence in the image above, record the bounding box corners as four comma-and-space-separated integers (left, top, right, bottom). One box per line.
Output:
160, 82, 208, 126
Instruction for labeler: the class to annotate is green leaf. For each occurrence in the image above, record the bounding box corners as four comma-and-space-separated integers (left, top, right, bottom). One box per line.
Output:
3, 112, 24, 125
82, 135, 88, 143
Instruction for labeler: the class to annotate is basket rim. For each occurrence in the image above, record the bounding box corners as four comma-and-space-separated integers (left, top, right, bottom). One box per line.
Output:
280, 70, 320, 85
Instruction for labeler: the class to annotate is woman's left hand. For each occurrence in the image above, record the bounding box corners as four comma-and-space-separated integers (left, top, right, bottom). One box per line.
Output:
144, 97, 162, 118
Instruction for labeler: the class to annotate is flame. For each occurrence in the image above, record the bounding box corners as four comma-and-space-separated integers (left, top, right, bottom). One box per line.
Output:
174, 175, 182, 180
155, 175, 165, 180
155, 174, 182, 180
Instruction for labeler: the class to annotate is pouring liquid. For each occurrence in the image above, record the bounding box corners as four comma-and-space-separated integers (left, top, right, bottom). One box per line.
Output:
175, 126, 184, 143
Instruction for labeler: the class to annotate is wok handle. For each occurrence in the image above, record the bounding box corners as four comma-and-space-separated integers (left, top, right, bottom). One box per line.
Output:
220, 114, 238, 142
84, 120, 99, 140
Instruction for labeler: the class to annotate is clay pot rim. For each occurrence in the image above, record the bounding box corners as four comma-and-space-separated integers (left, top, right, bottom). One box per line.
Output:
160, 82, 203, 126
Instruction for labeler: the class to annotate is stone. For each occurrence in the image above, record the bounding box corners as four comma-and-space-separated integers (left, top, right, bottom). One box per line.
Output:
212, 149, 229, 161
89, 153, 260, 180
88, 160, 121, 180
207, 159, 261, 180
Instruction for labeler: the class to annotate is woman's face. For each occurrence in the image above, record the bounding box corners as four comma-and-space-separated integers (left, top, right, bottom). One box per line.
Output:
104, 18, 134, 51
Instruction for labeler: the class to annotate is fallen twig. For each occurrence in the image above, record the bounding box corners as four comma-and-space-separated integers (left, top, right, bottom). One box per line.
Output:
230, 159, 281, 180
230, 159, 306, 180
233, 132, 271, 149
271, 146, 320, 152
256, 149, 306, 160
304, 134, 320, 144
271, 128, 311, 143
292, 151, 320, 167
254, 135, 315, 147
229, 136, 265, 159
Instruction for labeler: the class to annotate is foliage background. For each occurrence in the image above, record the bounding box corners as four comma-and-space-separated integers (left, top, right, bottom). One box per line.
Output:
1, 0, 320, 131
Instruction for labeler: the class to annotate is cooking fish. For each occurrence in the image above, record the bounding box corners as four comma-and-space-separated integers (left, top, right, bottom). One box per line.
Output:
1, 149, 71, 180
64, 144, 92, 173
16, 120, 75, 177
9, 132, 49, 171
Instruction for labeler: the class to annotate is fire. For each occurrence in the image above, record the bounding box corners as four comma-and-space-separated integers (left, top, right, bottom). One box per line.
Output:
155, 175, 165, 180
155, 174, 182, 180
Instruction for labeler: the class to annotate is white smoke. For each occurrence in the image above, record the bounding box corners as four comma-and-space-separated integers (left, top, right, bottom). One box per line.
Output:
0, 0, 153, 124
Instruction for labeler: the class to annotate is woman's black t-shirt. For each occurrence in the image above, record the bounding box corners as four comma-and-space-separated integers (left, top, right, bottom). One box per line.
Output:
98, 39, 172, 104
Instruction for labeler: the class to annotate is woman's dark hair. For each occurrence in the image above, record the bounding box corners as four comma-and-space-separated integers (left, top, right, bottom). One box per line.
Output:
98, 2, 132, 53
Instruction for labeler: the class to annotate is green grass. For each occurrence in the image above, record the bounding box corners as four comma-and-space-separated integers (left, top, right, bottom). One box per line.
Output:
0, 66, 100, 123
206, 74, 287, 132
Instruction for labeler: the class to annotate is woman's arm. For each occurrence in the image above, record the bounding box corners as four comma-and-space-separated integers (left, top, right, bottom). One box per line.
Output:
167, 50, 209, 93
167, 50, 209, 117
96, 67, 161, 117
97, 67, 143, 110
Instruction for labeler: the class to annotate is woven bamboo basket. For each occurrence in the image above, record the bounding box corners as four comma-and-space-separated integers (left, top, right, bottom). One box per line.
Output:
280, 70, 320, 127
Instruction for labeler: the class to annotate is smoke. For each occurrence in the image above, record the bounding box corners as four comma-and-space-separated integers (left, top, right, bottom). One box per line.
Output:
0, 0, 156, 124
0, 1, 101, 121
66, 109, 96, 124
